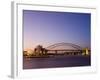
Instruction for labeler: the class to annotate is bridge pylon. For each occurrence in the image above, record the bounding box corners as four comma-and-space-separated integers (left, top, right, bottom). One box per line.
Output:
82, 48, 89, 55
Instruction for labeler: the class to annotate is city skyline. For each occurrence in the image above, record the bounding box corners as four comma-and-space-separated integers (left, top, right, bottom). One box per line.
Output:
23, 10, 91, 50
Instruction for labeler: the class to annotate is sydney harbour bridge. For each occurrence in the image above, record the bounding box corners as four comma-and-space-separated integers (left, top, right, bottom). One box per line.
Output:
24, 42, 90, 57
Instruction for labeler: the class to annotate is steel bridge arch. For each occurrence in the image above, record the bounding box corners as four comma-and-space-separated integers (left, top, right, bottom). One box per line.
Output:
46, 42, 82, 50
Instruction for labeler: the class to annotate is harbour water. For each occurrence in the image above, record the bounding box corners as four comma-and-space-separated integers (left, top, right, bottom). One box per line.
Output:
23, 55, 90, 69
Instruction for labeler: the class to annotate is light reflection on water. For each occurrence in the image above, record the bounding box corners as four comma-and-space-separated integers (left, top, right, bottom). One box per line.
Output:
23, 55, 90, 69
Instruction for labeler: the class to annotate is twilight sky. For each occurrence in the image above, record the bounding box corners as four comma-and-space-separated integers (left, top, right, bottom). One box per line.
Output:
23, 10, 91, 50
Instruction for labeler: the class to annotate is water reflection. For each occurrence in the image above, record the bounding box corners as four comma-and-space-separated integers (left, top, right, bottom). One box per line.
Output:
23, 55, 90, 69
